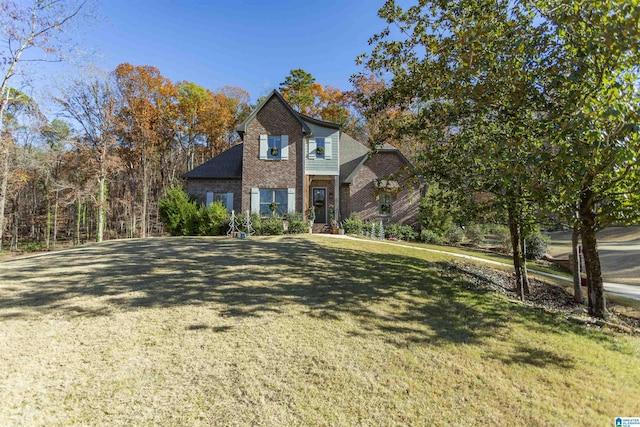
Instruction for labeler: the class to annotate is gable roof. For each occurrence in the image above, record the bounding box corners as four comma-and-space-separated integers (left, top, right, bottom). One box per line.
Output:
182, 143, 243, 179
299, 112, 341, 130
235, 90, 311, 137
340, 137, 413, 184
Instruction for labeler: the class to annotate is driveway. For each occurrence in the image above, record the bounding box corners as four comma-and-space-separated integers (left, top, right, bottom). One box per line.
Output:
547, 226, 640, 287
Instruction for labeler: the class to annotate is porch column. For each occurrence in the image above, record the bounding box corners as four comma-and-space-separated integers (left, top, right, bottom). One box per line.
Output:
334, 177, 340, 221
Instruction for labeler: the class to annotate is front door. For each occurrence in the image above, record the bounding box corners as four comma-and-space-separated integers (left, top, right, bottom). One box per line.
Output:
312, 188, 326, 223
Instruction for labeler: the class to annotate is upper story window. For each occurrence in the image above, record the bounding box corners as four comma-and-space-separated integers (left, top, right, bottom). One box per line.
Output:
260, 134, 289, 160
267, 136, 281, 160
308, 136, 333, 160
315, 138, 325, 159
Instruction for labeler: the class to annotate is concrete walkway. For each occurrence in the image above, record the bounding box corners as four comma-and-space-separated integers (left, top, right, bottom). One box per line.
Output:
319, 234, 640, 301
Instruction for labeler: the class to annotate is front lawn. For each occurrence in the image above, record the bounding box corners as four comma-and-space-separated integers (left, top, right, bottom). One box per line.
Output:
0, 236, 638, 426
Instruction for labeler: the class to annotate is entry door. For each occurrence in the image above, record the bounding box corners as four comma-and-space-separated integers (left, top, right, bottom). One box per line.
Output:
312, 188, 326, 223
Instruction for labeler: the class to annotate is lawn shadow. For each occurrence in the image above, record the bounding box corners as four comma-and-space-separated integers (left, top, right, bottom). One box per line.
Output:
0, 236, 611, 351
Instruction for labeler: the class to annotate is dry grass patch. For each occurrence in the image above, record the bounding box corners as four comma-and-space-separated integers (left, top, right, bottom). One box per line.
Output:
0, 235, 639, 426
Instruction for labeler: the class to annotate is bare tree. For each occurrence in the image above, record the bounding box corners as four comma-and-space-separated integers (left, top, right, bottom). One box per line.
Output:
0, 0, 93, 250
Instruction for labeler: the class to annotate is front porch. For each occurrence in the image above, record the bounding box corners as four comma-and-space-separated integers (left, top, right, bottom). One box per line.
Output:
306, 175, 339, 230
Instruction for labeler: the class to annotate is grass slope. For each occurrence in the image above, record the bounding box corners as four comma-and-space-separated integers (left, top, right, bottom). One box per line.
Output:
0, 236, 638, 426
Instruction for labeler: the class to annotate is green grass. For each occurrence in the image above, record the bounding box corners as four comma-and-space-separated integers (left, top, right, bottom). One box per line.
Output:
369, 237, 572, 278
0, 235, 638, 426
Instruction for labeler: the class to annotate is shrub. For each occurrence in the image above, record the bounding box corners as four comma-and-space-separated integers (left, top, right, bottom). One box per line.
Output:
385, 223, 418, 241
418, 183, 455, 236
465, 223, 485, 246
492, 225, 512, 253
525, 231, 550, 260
261, 215, 284, 235
420, 229, 445, 245
239, 211, 261, 235
286, 212, 308, 234
343, 213, 364, 235
363, 220, 381, 237
194, 201, 230, 236
446, 227, 465, 244
158, 184, 197, 236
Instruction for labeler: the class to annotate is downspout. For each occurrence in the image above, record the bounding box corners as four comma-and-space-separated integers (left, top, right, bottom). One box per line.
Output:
334, 130, 340, 222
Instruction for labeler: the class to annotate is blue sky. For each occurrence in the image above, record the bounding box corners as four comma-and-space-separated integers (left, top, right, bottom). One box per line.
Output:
53, 0, 388, 102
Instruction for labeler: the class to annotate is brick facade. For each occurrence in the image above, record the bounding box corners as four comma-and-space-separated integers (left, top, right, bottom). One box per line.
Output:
344, 152, 421, 225
186, 179, 242, 211
241, 96, 304, 212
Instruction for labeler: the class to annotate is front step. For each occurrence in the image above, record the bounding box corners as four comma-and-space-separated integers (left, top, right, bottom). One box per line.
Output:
312, 223, 332, 234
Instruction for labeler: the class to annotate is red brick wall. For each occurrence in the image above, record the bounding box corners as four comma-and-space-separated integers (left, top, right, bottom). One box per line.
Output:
345, 152, 421, 225
186, 179, 242, 211
241, 96, 304, 212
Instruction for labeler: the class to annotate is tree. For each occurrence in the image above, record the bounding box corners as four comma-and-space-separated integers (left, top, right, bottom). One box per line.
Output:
114, 63, 177, 238
279, 69, 316, 114
0, 0, 92, 250
359, 0, 552, 299
534, 0, 640, 318
55, 70, 120, 243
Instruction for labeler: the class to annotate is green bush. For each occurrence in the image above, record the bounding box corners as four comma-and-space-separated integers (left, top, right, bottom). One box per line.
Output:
525, 231, 550, 260
420, 229, 445, 245
343, 213, 364, 235
261, 215, 284, 235
492, 225, 512, 253
465, 223, 485, 246
363, 220, 381, 237
158, 184, 197, 236
418, 183, 455, 236
239, 211, 261, 235
286, 212, 308, 234
194, 201, 230, 236
385, 223, 418, 241
446, 227, 465, 244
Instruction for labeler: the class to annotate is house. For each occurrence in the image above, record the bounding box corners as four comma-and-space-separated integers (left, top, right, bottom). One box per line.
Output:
183, 90, 421, 228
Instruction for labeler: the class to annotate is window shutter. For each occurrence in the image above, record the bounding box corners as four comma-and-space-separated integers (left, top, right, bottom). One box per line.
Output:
308, 139, 317, 159
259, 134, 268, 159
206, 192, 214, 206
226, 192, 234, 211
325, 137, 333, 159
281, 135, 289, 160
251, 188, 260, 213
287, 188, 296, 213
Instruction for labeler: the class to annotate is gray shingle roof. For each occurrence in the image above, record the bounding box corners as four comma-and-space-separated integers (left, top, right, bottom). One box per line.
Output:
182, 143, 243, 179
339, 133, 369, 183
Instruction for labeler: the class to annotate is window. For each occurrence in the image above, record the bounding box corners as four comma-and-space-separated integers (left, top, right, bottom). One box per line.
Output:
267, 136, 281, 160
378, 193, 392, 216
315, 137, 325, 159
206, 192, 234, 211
260, 134, 289, 160
259, 189, 288, 216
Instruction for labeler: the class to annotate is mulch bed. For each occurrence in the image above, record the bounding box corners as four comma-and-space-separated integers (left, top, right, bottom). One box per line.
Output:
449, 261, 640, 334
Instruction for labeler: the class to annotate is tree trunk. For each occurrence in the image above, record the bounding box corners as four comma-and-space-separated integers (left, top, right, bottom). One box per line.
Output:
46, 199, 51, 250
76, 198, 81, 245
571, 220, 583, 304
579, 189, 606, 319
508, 203, 527, 300
97, 176, 106, 243
53, 190, 59, 249
519, 230, 530, 295
0, 142, 9, 251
